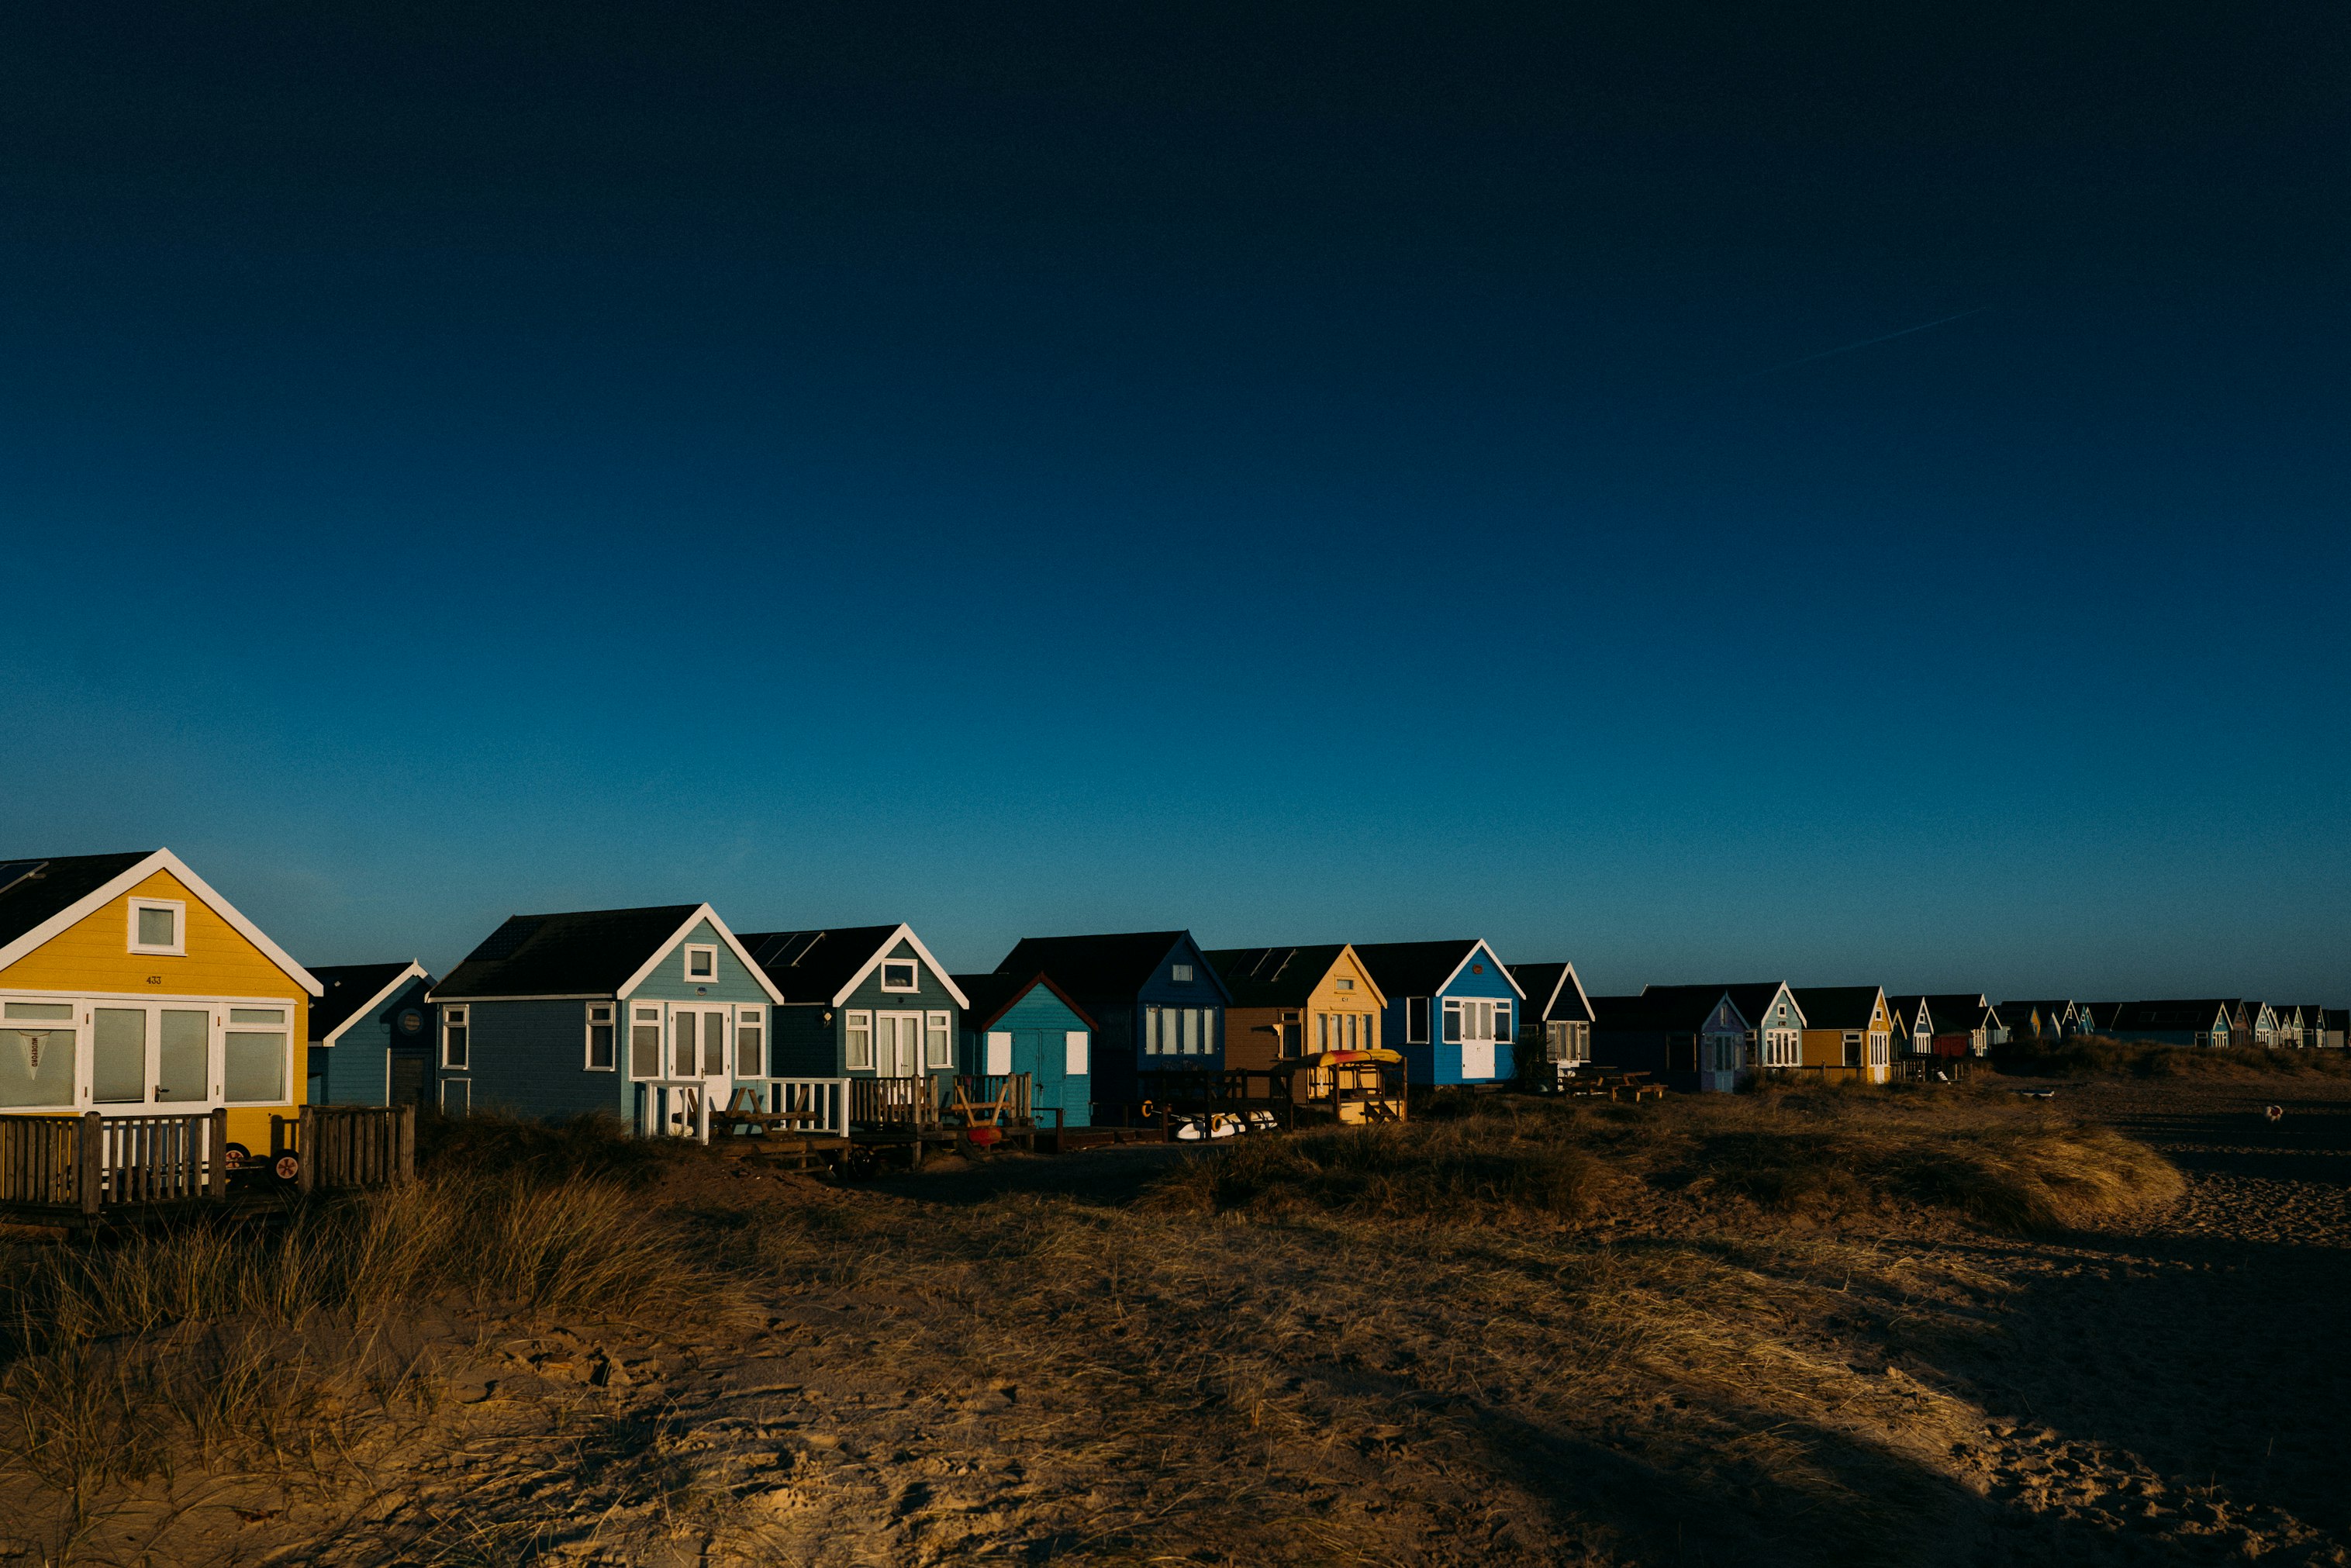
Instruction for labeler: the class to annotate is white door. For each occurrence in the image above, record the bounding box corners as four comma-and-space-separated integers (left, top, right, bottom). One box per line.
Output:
878, 1013, 921, 1076
1461, 1038, 1495, 1079
663, 1005, 732, 1132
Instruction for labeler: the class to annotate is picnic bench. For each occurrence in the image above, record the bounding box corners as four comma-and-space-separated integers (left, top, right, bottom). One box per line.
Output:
1561, 1067, 1666, 1102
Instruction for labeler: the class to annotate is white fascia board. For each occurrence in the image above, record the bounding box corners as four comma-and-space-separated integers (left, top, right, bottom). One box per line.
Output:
830, 924, 972, 1010
613, 905, 787, 1004
1561, 962, 1594, 1022
1434, 940, 1528, 1000
319, 961, 430, 1048
0, 849, 325, 996
1332, 944, 1388, 1010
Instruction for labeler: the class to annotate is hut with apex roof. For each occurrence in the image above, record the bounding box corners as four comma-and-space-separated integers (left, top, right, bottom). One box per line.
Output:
1589, 989, 1749, 1093
1510, 960, 1596, 1086
1205, 945, 1386, 1072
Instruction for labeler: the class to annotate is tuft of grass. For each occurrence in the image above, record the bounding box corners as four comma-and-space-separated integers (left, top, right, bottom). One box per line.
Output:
1997, 1034, 2351, 1080
415, 1108, 680, 1186
0, 1169, 705, 1518
1148, 1086, 2181, 1235
1144, 1116, 1607, 1221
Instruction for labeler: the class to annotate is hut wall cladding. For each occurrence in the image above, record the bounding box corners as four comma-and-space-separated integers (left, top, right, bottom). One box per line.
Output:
320, 974, 430, 1106
0, 868, 303, 1010
455, 998, 612, 1120
766, 1002, 841, 1079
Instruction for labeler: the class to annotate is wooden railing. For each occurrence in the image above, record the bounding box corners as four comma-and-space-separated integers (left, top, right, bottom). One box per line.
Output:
727, 1078, 849, 1138
849, 1074, 941, 1131
948, 1073, 1032, 1128
275, 1105, 415, 1193
0, 1110, 227, 1216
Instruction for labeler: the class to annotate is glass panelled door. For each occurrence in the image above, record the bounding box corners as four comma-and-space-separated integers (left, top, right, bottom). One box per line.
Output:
665, 1004, 733, 1127
83, 1003, 224, 1114
877, 1013, 921, 1076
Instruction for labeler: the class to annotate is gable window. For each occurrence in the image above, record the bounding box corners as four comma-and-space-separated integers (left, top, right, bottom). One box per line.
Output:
925, 1011, 952, 1069
1407, 997, 1431, 1045
629, 1007, 662, 1076
128, 898, 186, 956
683, 945, 718, 982
845, 1010, 873, 1070
881, 960, 918, 993
736, 1007, 765, 1078
1172, 964, 1194, 983
441, 1007, 469, 1070
1334, 977, 1354, 991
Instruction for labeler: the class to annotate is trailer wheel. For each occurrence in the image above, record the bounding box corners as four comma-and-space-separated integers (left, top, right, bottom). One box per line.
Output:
223, 1143, 253, 1169
274, 1155, 300, 1183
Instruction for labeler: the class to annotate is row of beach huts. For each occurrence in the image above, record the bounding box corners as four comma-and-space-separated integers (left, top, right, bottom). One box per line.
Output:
1, 851, 2344, 1202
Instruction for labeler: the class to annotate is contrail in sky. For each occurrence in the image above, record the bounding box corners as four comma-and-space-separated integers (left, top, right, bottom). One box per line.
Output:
1736, 306, 1991, 380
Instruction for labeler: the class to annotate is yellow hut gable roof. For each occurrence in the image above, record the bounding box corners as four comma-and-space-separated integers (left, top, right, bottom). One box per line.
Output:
0, 848, 323, 996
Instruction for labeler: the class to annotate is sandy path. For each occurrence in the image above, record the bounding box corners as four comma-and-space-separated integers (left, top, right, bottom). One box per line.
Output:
1930, 1078, 2351, 1563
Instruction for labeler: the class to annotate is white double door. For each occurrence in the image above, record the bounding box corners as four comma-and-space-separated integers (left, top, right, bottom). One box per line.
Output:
874, 1012, 925, 1076
666, 1003, 732, 1119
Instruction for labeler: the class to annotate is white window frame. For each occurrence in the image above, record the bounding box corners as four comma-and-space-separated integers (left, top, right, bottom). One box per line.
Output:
1144, 1004, 1162, 1055
986, 1030, 1013, 1076
628, 1005, 663, 1079
735, 1005, 765, 1079
925, 1011, 952, 1070
1172, 964, 1194, 983
682, 944, 719, 983
127, 898, 187, 957
1407, 996, 1431, 1045
223, 1008, 293, 1107
845, 1009, 874, 1071
584, 1003, 616, 1071
879, 959, 920, 993
1868, 1030, 1890, 1067
1065, 1030, 1089, 1077
1763, 1029, 1800, 1068
441, 1005, 470, 1070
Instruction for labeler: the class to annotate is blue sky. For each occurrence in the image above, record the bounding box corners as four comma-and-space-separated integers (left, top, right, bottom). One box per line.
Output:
2, 3, 2346, 998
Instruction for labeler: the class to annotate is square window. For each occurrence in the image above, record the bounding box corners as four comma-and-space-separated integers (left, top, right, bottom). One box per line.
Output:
684, 945, 718, 981
1172, 964, 1193, 983
881, 960, 918, 992
128, 899, 186, 955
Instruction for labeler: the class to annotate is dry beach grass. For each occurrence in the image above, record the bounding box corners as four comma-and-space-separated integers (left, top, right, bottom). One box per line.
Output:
0, 1075, 2343, 1565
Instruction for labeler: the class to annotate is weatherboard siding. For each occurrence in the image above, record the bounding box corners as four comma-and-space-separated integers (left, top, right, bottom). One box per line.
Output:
450, 999, 620, 1121
1386, 945, 1518, 1088
319, 974, 432, 1105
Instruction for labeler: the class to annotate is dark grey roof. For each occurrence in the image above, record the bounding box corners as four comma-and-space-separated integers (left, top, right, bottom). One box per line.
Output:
1790, 986, 1885, 1030
1643, 982, 1792, 1029
0, 851, 156, 949
1352, 940, 1520, 1000
1591, 989, 1741, 1032
308, 962, 426, 1041
739, 927, 906, 1004
1510, 962, 1592, 1024
2108, 999, 2234, 1031
1204, 945, 1353, 1008
433, 906, 703, 1000
2325, 1009, 2348, 1031
949, 972, 1098, 1033
994, 931, 1231, 1003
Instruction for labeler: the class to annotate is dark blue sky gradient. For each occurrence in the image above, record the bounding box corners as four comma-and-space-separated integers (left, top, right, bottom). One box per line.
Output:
3, 3, 2346, 997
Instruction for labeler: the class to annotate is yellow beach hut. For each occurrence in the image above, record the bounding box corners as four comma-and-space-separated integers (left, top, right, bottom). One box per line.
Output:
0, 850, 322, 1157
